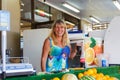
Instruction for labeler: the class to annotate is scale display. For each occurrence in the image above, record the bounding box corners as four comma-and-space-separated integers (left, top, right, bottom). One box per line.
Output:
0, 10, 10, 31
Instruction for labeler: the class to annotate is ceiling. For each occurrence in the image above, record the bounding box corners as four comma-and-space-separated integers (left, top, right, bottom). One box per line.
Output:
42, 0, 120, 24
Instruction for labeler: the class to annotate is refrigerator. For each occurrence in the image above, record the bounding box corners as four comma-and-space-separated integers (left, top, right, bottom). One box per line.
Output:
23, 28, 51, 72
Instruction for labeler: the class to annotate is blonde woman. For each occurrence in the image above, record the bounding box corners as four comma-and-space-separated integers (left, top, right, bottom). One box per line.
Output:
41, 19, 77, 72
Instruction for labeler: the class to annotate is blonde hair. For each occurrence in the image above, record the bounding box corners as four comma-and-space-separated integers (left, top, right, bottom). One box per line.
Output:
49, 19, 70, 47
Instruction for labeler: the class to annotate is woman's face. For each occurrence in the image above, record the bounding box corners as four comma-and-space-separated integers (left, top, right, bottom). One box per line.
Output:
54, 23, 65, 37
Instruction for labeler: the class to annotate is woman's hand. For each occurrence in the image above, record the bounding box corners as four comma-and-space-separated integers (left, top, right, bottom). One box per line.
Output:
69, 42, 83, 59
70, 49, 77, 59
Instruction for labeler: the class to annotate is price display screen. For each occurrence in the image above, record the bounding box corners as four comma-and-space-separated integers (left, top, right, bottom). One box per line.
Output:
0, 10, 10, 31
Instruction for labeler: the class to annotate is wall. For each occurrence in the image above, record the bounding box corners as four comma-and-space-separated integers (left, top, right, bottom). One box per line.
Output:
2, 0, 20, 57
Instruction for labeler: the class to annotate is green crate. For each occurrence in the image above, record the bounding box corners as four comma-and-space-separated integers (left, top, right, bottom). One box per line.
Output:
109, 73, 120, 79
96, 66, 119, 75
5, 66, 120, 80
70, 66, 120, 76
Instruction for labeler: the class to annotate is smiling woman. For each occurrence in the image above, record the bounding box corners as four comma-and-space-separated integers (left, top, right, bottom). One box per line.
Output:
41, 19, 77, 72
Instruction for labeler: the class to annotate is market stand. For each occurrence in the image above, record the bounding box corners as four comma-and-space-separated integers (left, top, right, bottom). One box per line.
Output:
1, 13, 120, 80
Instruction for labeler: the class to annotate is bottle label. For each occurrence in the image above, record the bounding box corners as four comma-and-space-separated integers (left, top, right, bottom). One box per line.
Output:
102, 59, 106, 67
80, 58, 85, 63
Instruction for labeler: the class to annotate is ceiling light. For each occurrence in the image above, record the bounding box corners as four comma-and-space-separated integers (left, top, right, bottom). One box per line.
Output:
62, 2, 80, 13
94, 24, 103, 27
20, 9, 24, 12
20, 1, 24, 6
113, 0, 120, 10
89, 16, 100, 23
35, 9, 52, 17
20, 22, 23, 26
65, 21, 75, 26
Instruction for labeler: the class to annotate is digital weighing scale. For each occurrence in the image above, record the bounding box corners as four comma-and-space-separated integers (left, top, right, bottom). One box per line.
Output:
0, 10, 35, 79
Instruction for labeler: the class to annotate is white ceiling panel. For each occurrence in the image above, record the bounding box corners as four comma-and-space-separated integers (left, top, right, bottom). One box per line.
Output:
45, 0, 120, 23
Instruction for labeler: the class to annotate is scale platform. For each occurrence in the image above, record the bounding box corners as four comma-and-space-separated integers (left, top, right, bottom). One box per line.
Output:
0, 63, 35, 77
0, 57, 35, 77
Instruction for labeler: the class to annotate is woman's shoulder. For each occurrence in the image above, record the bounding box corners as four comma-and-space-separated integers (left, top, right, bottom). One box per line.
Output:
44, 37, 50, 45
45, 37, 52, 40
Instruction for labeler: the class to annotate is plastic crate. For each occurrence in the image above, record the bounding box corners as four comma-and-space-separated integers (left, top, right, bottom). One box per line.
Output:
5, 66, 120, 80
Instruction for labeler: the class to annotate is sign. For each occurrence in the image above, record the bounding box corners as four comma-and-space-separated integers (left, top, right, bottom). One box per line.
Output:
84, 37, 103, 68
0, 10, 10, 31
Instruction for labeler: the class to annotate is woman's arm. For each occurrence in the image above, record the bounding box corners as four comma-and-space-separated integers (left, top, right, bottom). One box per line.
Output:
41, 38, 50, 72
69, 43, 77, 59
69, 42, 83, 59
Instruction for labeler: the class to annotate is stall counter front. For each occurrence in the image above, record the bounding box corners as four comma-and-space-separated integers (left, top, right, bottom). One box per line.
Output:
5, 66, 120, 80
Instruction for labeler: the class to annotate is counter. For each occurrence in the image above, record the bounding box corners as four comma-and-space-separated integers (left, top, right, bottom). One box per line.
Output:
5, 66, 120, 80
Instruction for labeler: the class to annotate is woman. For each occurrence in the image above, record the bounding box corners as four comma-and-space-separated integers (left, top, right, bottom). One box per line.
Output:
41, 19, 77, 72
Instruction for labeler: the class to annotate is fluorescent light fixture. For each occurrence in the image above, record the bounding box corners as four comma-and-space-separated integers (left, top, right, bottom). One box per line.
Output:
62, 2, 80, 13
35, 9, 52, 17
20, 9, 24, 12
65, 21, 75, 26
20, 1, 24, 6
20, 22, 23, 26
113, 0, 120, 10
94, 24, 103, 27
89, 16, 100, 23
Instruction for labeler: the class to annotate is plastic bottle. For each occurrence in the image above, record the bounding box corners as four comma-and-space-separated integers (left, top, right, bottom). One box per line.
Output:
101, 54, 109, 67
80, 51, 85, 68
